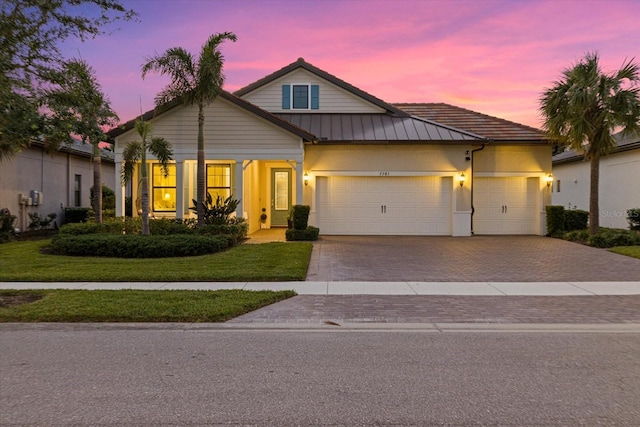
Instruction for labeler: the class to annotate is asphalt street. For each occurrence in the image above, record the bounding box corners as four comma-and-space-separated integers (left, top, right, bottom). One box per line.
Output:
1, 325, 639, 426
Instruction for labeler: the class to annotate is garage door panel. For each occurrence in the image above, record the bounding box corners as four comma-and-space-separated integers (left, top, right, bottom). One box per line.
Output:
474, 177, 537, 235
317, 176, 452, 235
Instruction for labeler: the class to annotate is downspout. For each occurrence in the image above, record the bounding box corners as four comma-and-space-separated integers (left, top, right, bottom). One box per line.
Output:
470, 143, 486, 235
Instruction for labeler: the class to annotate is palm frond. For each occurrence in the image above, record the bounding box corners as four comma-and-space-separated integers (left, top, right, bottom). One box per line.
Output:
148, 136, 174, 176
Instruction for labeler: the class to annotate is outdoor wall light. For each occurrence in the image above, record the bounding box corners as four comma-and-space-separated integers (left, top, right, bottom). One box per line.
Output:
545, 174, 553, 188
303, 172, 309, 186
458, 172, 466, 187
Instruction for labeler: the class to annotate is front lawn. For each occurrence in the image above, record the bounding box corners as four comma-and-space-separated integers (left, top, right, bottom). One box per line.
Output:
609, 246, 640, 260
0, 240, 312, 281
0, 289, 295, 322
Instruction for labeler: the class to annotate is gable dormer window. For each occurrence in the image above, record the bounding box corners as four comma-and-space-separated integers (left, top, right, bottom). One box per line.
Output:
282, 84, 319, 110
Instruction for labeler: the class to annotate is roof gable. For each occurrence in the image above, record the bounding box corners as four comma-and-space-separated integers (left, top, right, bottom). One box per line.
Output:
235, 58, 408, 116
107, 90, 314, 142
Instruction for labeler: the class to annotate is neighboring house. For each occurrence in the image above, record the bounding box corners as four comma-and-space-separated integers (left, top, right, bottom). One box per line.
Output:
0, 140, 115, 231
109, 58, 551, 236
552, 131, 640, 229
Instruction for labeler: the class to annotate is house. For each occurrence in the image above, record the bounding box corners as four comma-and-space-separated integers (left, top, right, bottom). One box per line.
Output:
0, 140, 115, 231
552, 131, 640, 229
109, 58, 551, 236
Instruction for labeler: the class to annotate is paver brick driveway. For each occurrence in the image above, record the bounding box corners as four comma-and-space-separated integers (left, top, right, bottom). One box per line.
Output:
305, 236, 640, 282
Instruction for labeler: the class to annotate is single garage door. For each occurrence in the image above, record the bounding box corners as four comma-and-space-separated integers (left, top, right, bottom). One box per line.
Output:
473, 177, 538, 234
316, 176, 452, 235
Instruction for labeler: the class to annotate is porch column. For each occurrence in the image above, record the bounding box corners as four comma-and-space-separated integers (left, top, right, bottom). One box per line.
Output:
175, 160, 184, 219
235, 161, 244, 219
114, 156, 125, 217
295, 161, 303, 205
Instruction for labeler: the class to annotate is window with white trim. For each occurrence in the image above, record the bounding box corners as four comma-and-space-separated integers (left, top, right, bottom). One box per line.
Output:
282, 84, 319, 110
207, 164, 231, 201
152, 164, 176, 212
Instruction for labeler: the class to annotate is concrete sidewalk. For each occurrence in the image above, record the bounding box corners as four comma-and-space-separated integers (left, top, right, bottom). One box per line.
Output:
1, 281, 639, 295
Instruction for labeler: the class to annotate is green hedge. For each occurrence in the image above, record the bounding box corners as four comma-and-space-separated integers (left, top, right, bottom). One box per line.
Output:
286, 226, 319, 241
545, 206, 565, 237
546, 206, 589, 237
564, 228, 640, 248
64, 207, 90, 224
564, 209, 589, 232
292, 205, 311, 230
197, 223, 248, 242
628, 208, 640, 230
50, 234, 230, 258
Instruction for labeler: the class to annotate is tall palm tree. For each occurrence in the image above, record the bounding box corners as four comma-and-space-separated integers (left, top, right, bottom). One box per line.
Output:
141, 32, 237, 227
121, 120, 173, 235
540, 52, 640, 234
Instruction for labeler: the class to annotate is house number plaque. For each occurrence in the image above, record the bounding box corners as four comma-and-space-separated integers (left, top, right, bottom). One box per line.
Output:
379, 171, 390, 176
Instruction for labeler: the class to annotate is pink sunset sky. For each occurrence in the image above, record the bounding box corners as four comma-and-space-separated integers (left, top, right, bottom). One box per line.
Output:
62, 0, 640, 130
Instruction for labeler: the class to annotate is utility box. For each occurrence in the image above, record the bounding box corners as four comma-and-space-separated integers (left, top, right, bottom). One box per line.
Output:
30, 190, 40, 206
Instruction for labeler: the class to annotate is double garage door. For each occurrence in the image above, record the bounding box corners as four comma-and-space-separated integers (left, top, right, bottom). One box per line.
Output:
316, 176, 452, 235
316, 175, 538, 235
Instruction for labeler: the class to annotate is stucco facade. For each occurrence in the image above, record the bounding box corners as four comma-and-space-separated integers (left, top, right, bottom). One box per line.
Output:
0, 142, 115, 231
109, 58, 552, 236
552, 142, 640, 229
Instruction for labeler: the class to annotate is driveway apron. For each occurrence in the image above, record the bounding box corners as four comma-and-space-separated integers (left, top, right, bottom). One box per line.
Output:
305, 235, 640, 282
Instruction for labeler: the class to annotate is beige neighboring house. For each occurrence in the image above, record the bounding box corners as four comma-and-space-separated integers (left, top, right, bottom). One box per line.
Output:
109, 58, 552, 236
552, 131, 640, 229
0, 140, 115, 231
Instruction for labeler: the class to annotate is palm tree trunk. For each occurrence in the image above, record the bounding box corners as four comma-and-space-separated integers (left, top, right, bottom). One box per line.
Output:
589, 155, 600, 234
140, 152, 150, 235
197, 103, 206, 227
93, 143, 102, 224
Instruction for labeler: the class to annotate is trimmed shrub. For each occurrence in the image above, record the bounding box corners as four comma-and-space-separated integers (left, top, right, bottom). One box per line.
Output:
587, 229, 640, 248
50, 234, 230, 258
0, 208, 16, 243
90, 185, 115, 210
149, 218, 193, 235
628, 208, 640, 231
59, 218, 142, 235
197, 222, 248, 242
292, 205, 311, 230
286, 226, 319, 241
563, 229, 590, 245
564, 209, 588, 232
64, 207, 90, 224
545, 206, 565, 237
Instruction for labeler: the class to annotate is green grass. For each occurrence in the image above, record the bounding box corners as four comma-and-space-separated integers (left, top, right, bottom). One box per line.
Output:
0, 240, 312, 281
0, 289, 295, 322
609, 246, 640, 260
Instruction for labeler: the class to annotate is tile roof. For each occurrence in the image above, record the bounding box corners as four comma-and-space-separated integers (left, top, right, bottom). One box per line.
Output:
393, 103, 546, 142
277, 113, 482, 143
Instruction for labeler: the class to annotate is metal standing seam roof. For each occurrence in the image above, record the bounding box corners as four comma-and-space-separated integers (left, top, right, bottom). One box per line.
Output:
394, 103, 546, 142
276, 113, 482, 143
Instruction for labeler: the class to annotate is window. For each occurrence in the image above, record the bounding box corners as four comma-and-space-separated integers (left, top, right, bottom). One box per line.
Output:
207, 164, 231, 201
282, 84, 319, 110
152, 164, 176, 212
74, 175, 82, 206
556, 180, 561, 193
292, 85, 309, 109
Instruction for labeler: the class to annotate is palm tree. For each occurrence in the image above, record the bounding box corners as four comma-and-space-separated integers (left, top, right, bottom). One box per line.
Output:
141, 32, 237, 227
540, 52, 640, 234
46, 58, 119, 223
121, 120, 173, 235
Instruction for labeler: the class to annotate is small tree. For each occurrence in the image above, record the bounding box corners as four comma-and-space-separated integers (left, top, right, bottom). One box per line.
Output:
121, 120, 173, 235
46, 58, 119, 224
540, 52, 640, 234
